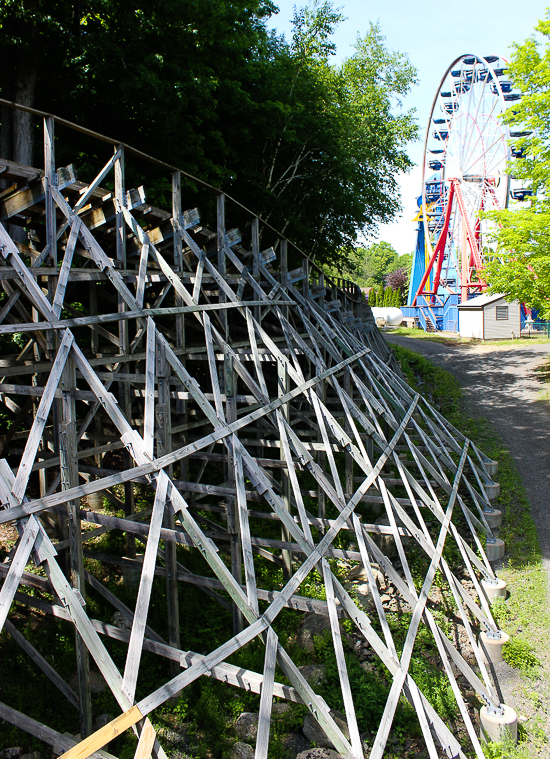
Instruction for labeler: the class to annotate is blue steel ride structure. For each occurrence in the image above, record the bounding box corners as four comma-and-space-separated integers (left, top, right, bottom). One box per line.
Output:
405, 54, 531, 332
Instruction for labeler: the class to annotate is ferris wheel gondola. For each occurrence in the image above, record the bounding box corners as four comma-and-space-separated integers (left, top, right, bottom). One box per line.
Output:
409, 54, 524, 308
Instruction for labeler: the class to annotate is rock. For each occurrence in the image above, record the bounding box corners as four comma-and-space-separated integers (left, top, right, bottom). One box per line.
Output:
272, 702, 291, 714
92, 714, 113, 732
0, 749, 21, 759
69, 670, 107, 695
296, 613, 331, 652
112, 611, 132, 631
230, 742, 254, 759
235, 713, 259, 742
284, 732, 312, 759
302, 711, 349, 749
346, 564, 384, 586
20, 754, 42, 759
298, 664, 326, 688
156, 727, 186, 746
89, 670, 107, 694
373, 514, 410, 558
296, 750, 343, 759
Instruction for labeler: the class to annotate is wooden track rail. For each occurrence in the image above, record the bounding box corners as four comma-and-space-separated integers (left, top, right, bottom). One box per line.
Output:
0, 104, 505, 759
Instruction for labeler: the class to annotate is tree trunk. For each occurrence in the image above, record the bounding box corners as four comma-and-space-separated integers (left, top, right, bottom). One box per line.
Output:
1, 58, 14, 165
13, 62, 37, 167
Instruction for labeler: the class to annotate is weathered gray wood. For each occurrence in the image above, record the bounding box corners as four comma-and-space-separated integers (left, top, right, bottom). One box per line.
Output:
12, 330, 74, 501
0, 518, 39, 631
143, 318, 156, 458
254, 627, 278, 759
122, 475, 168, 701
322, 560, 362, 758
52, 217, 81, 318
0, 700, 116, 759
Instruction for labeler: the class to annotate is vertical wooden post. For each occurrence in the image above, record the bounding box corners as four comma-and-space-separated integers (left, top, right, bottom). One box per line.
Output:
60, 355, 92, 738
225, 358, 242, 634
217, 194, 242, 630
344, 369, 354, 499
173, 172, 185, 386
303, 256, 310, 302
317, 377, 327, 522
278, 356, 292, 579
157, 338, 180, 675
278, 240, 292, 575
251, 217, 260, 277
251, 216, 260, 325
43, 118, 55, 357
90, 283, 99, 355
172, 171, 188, 490
114, 146, 134, 560
44, 117, 56, 267
319, 272, 325, 311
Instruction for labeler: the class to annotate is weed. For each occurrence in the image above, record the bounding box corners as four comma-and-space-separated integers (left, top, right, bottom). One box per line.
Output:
502, 638, 540, 671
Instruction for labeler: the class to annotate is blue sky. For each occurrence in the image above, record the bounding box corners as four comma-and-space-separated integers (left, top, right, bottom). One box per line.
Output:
267, 0, 547, 255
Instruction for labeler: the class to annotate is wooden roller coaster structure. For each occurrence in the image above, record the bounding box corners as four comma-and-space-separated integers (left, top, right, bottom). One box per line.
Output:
0, 101, 508, 759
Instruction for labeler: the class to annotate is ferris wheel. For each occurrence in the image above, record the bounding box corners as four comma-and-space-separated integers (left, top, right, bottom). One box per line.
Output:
410, 54, 525, 306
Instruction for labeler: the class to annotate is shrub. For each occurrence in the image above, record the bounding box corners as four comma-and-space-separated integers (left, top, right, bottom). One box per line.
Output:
502, 638, 539, 670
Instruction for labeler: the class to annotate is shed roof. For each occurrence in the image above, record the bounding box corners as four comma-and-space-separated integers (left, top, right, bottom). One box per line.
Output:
457, 293, 510, 310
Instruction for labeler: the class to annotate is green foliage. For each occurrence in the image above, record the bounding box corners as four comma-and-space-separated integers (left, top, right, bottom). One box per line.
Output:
502, 638, 540, 670
481, 11, 550, 316
364, 241, 398, 285
0, 0, 418, 269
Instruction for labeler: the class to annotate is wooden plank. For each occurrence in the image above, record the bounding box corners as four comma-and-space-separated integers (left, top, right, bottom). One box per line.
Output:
58, 705, 143, 759
254, 627, 278, 759
322, 560, 362, 758
52, 218, 81, 317
0, 518, 40, 631
134, 720, 156, 759
0, 700, 116, 759
234, 443, 258, 614
122, 476, 168, 701
143, 318, 156, 458
11, 330, 73, 501
136, 243, 149, 308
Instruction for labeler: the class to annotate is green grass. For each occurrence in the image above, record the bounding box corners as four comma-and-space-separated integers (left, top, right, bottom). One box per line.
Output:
392, 342, 550, 758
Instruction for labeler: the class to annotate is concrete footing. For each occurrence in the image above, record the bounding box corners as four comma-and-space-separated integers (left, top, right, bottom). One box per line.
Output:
479, 630, 510, 665
86, 491, 104, 511
485, 481, 501, 499
481, 578, 507, 601
483, 509, 502, 529
484, 460, 499, 477
485, 538, 505, 561
480, 704, 517, 744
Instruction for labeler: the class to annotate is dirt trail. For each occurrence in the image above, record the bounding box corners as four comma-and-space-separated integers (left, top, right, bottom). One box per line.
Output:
386, 336, 550, 747
387, 335, 550, 584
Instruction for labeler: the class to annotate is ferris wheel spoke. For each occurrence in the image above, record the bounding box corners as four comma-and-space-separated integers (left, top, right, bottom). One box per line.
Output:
462, 131, 507, 176
460, 62, 492, 164
460, 95, 502, 174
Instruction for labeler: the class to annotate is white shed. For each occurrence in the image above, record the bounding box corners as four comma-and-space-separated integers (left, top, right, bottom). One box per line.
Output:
457, 294, 521, 340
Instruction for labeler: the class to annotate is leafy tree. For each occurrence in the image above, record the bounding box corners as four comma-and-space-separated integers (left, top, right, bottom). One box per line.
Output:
385, 266, 408, 290
368, 287, 376, 306
482, 11, 550, 317
0, 0, 418, 269
363, 241, 398, 285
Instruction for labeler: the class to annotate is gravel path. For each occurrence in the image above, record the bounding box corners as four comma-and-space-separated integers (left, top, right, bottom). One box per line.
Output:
386, 335, 550, 585
385, 334, 550, 749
